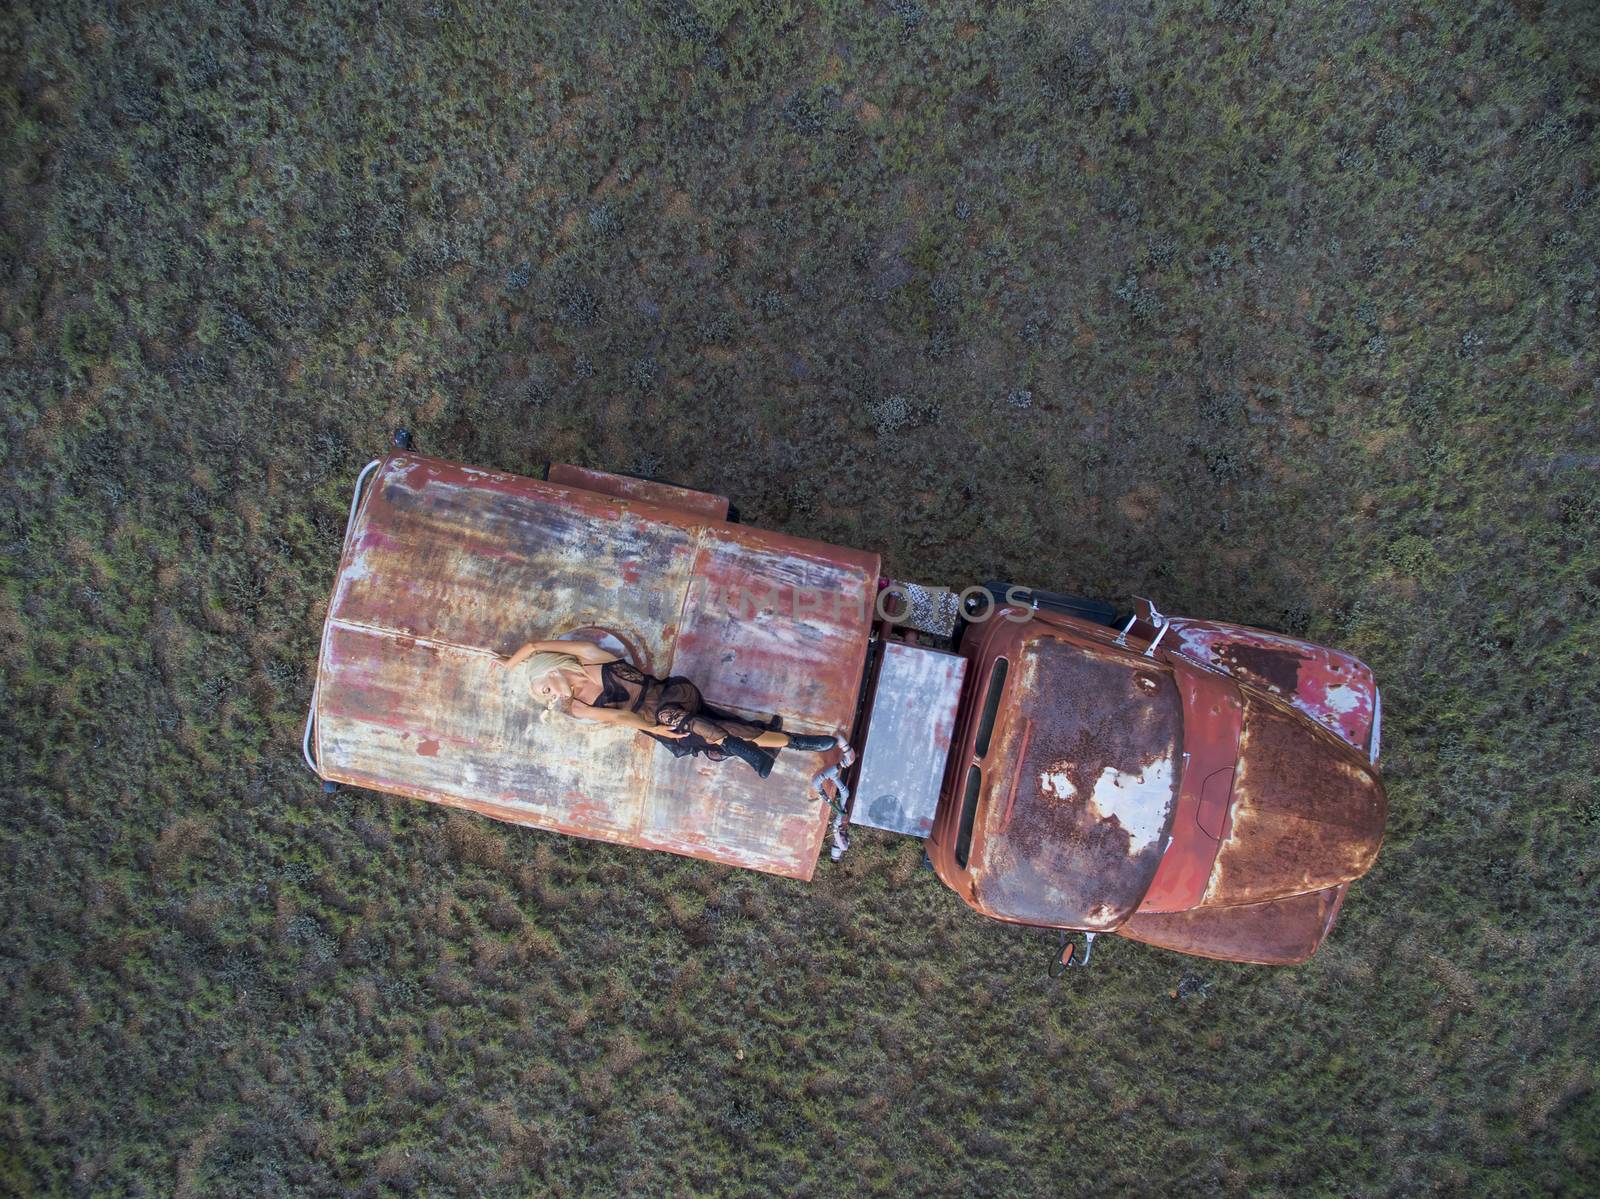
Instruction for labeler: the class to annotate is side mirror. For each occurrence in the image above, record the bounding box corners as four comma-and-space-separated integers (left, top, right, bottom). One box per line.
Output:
1047, 930, 1096, 977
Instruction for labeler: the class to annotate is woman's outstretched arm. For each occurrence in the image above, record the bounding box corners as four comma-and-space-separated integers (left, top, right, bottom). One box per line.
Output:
503, 638, 616, 667
569, 701, 687, 737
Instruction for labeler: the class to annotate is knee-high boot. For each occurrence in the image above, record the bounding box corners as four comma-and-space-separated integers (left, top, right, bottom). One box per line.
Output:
785, 733, 839, 752
718, 737, 775, 779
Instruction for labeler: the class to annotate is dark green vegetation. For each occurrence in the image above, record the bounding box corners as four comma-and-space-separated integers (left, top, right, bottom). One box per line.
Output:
3, 0, 1598, 1194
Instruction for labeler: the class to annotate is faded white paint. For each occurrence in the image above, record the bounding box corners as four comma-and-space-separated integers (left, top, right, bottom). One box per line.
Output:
342, 548, 373, 584
1088, 758, 1174, 851
1322, 684, 1364, 714
1039, 771, 1076, 801
1038, 758, 1175, 853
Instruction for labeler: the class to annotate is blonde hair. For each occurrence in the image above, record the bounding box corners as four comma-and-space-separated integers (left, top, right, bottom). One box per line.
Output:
520, 650, 585, 721
521, 650, 584, 685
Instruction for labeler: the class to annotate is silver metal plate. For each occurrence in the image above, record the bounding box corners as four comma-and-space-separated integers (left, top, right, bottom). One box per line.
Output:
850, 640, 968, 838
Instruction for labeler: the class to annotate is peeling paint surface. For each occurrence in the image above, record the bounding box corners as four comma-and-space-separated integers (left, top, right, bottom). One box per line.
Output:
970, 635, 1182, 929
315, 454, 878, 879
1038, 759, 1174, 853
1168, 619, 1379, 754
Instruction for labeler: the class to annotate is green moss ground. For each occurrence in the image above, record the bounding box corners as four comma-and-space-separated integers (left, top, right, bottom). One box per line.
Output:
2, 1, 1597, 1194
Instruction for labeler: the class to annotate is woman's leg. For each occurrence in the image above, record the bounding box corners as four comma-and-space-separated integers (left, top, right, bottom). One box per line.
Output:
685, 714, 730, 744
687, 709, 775, 746
761, 731, 838, 751
696, 719, 829, 750
715, 736, 775, 778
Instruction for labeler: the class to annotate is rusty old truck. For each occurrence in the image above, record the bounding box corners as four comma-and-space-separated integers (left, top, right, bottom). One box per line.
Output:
304, 446, 1385, 967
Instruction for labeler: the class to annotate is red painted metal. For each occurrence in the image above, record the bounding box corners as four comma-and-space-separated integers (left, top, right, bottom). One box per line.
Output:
1134, 662, 1238, 914
313, 453, 876, 879
1165, 619, 1379, 757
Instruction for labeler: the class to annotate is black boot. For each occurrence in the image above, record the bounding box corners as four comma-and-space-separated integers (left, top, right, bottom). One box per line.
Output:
719, 737, 775, 779
786, 733, 838, 752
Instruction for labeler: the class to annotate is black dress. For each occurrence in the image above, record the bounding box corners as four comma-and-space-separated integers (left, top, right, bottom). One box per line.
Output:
592, 659, 780, 768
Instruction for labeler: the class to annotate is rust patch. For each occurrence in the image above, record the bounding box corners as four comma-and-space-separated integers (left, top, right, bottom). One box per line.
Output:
1214, 640, 1301, 697
416, 739, 440, 757
1203, 691, 1385, 906
970, 635, 1182, 929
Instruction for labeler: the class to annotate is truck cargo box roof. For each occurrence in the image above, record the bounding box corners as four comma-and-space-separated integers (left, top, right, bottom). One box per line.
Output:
310, 454, 878, 879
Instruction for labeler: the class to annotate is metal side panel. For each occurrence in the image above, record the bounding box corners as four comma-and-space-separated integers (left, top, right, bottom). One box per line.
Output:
547, 462, 730, 522
1116, 882, 1350, 965
849, 641, 967, 838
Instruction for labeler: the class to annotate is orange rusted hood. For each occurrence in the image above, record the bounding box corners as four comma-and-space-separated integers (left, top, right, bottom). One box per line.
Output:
1200, 689, 1387, 906
312, 454, 878, 879
1118, 883, 1350, 965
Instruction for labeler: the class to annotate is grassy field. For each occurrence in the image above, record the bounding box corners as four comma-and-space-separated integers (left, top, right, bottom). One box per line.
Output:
3, 0, 1598, 1194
